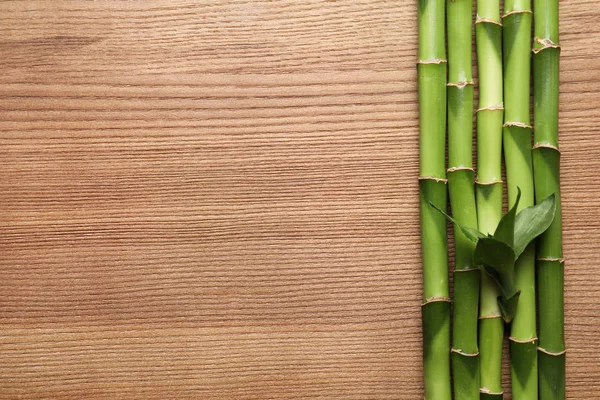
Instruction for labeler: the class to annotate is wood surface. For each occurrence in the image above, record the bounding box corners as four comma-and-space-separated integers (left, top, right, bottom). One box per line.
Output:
0, 1, 599, 398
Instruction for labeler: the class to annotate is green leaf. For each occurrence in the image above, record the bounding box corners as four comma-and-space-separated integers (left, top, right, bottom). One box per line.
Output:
483, 266, 520, 323
493, 187, 521, 249
513, 193, 556, 258
475, 238, 517, 298
498, 291, 520, 324
475, 238, 519, 323
428, 201, 486, 243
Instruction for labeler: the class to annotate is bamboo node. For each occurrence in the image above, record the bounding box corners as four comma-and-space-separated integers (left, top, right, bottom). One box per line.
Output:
502, 9, 533, 18
454, 267, 480, 273
480, 388, 504, 395
475, 16, 502, 27
447, 166, 474, 173
503, 121, 532, 130
537, 257, 565, 263
422, 296, 451, 306
532, 142, 560, 153
509, 336, 538, 344
475, 179, 502, 186
538, 347, 566, 356
451, 348, 479, 357
476, 104, 504, 112
478, 314, 502, 320
532, 37, 561, 54
418, 176, 448, 184
447, 81, 473, 88
417, 58, 447, 65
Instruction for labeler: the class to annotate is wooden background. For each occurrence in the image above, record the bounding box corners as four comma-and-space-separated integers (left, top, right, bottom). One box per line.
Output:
1, 1, 598, 398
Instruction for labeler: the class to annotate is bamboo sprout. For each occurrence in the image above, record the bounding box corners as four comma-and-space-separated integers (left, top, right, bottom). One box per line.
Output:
475, 0, 504, 398
418, 0, 451, 398
447, 0, 480, 398
502, 0, 537, 398
533, 0, 565, 398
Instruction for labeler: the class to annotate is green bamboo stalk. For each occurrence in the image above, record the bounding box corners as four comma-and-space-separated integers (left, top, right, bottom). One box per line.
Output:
475, 0, 504, 398
446, 0, 479, 399
502, 0, 537, 398
533, 0, 565, 398
418, 0, 451, 399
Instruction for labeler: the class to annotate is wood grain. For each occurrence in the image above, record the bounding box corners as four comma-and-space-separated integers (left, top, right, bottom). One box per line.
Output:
0, 1, 598, 398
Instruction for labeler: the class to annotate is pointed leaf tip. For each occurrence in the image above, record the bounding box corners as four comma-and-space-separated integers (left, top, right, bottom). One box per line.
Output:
494, 187, 521, 249
428, 201, 485, 243
498, 291, 521, 324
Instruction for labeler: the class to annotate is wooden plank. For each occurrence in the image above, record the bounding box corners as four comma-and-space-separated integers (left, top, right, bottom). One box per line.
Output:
0, 1, 598, 398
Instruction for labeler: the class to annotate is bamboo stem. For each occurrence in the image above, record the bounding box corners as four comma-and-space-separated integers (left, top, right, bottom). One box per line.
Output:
447, 0, 479, 398
418, 0, 451, 398
533, 0, 565, 398
502, 0, 537, 398
475, 0, 504, 397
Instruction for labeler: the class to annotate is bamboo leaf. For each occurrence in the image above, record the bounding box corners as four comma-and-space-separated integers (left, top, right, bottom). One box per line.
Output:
428, 201, 486, 243
493, 187, 521, 249
475, 238, 517, 296
475, 238, 519, 322
498, 291, 520, 324
513, 193, 556, 257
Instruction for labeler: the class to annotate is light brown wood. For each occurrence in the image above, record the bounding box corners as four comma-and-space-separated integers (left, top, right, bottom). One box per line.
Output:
0, 1, 598, 398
